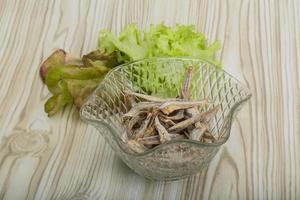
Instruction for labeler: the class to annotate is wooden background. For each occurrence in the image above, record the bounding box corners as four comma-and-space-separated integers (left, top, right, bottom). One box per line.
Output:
0, 0, 299, 199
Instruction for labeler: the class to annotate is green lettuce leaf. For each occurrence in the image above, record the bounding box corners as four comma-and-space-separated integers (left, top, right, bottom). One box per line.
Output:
44, 80, 72, 116
40, 49, 114, 116
98, 23, 221, 66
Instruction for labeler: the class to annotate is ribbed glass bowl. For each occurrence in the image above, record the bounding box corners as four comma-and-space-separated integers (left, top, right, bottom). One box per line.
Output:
80, 57, 251, 181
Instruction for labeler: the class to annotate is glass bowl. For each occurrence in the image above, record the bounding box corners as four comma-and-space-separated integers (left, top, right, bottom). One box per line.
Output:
80, 57, 251, 181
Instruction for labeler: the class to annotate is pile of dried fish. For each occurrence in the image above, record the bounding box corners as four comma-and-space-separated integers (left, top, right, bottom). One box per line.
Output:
122, 67, 219, 153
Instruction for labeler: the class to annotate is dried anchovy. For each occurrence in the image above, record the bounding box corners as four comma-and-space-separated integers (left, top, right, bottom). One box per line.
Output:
123, 102, 160, 117
200, 106, 220, 123
126, 111, 147, 130
147, 108, 160, 128
124, 89, 177, 102
159, 99, 207, 115
189, 123, 208, 140
158, 115, 176, 127
181, 66, 193, 100
124, 92, 137, 108
162, 109, 185, 121
154, 116, 171, 143
185, 107, 199, 117
168, 106, 218, 132
168, 113, 202, 132
143, 126, 157, 137
186, 107, 203, 140
135, 112, 153, 138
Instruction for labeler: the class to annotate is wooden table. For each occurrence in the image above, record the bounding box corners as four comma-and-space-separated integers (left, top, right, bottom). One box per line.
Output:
0, 0, 299, 199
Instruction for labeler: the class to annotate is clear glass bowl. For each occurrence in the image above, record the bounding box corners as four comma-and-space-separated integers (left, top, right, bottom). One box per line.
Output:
80, 57, 251, 181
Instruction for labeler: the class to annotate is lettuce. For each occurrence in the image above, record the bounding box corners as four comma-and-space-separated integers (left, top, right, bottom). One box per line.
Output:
40, 49, 113, 116
98, 24, 221, 66
41, 24, 221, 116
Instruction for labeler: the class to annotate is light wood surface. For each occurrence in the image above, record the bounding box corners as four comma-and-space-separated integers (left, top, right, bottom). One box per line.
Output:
0, 0, 299, 199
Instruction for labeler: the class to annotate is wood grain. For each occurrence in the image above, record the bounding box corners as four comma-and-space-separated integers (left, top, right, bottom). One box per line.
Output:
0, 0, 299, 199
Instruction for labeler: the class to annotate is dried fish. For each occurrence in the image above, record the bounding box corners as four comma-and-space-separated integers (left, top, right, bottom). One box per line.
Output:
154, 116, 171, 143
169, 106, 219, 132
134, 112, 152, 138
202, 131, 216, 142
124, 89, 177, 102
180, 67, 208, 141
186, 107, 203, 140
125, 92, 137, 108
126, 111, 147, 130
143, 126, 157, 137
159, 99, 207, 115
185, 107, 200, 117
123, 102, 160, 117
189, 123, 208, 140
168, 112, 202, 132
158, 115, 176, 127
147, 108, 160, 128
162, 110, 185, 121
181, 66, 193, 100
199, 106, 220, 123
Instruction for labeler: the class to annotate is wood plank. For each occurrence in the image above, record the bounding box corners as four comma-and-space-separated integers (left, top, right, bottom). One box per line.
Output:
0, 0, 299, 199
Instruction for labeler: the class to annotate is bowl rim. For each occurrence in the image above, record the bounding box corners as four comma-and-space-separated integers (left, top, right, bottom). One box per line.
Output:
80, 57, 252, 156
